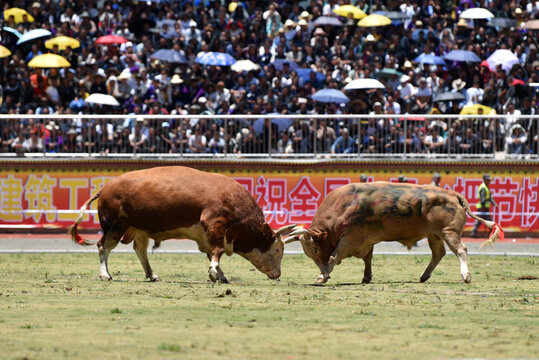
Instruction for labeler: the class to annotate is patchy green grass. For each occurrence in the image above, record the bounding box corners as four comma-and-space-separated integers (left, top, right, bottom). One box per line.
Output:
0, 253, 537, 360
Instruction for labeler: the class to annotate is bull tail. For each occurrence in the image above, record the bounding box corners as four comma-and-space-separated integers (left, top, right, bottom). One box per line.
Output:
68, 190, 101, 246
455, 193, 504, 248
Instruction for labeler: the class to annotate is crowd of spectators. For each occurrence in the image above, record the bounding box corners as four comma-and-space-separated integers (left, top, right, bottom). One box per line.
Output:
0, 0, 538, 156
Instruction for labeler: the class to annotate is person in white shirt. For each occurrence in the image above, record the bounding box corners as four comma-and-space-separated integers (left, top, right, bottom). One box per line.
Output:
465, 79, 484, 105
398, 74, 416, 113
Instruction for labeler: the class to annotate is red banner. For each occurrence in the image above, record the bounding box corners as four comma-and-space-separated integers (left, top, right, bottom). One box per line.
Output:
1, 165, 538, 234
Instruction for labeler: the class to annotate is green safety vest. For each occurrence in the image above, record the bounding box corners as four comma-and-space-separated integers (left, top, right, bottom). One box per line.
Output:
476, 183, 491, 210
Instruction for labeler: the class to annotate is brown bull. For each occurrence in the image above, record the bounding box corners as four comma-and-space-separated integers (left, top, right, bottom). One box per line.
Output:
286, 182, 502, 284
69, 166, 295, 282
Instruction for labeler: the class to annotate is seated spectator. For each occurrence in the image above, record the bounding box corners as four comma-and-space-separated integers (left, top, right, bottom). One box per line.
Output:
506, 125, 528, 155
423, 127, 444, 153
331, 128, 356, 154
188, 125, 208, 153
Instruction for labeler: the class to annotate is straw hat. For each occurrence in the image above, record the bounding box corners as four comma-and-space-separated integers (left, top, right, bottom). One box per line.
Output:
299, 11, 312, 20
452, 78, 466, 91
365, 34, 376, 43
457, 18, 471, 28
171, 74, 184, 84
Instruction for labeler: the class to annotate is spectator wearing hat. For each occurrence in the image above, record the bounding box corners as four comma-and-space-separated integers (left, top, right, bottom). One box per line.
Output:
398, 72, 415, 113
397, 175, 408, 183
360, 174, 368, 183
413, 77, 432, 114
331, 128, 356, 154
430, 173, 442, 187
470, 173, 498, 237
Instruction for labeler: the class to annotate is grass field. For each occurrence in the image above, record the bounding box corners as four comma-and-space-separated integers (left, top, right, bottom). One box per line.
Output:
0, 252, 537, 360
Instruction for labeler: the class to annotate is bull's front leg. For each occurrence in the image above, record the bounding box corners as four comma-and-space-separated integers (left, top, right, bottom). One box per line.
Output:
317, 237, 353, 284
208, 247, 228, 283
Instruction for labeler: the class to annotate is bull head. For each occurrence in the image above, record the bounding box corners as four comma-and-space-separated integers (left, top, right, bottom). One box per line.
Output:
284, 228, 331, 274
241, 223, 297, 280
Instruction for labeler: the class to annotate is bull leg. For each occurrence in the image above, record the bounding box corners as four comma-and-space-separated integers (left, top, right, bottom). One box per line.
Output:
441, 230, 471, 283
317, 236, 354, 284
97, 230, 121, 281
208, 248, 228, 283
420, 235, 446, 283
361, 246, 374, 284
133, 234, 160, 282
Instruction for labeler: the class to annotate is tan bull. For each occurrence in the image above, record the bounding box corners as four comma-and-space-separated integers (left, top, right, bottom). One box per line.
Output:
286, 182, 502, 284
69, 166, 295, 282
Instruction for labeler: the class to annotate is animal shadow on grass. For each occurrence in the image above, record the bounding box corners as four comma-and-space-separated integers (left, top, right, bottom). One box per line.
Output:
308, 280, 459, 287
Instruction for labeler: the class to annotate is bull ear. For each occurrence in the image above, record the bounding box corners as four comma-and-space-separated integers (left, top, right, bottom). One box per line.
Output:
261, 222, 274, 239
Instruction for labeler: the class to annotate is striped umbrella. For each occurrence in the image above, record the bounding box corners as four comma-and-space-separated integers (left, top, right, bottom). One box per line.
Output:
195, 52, 236, 66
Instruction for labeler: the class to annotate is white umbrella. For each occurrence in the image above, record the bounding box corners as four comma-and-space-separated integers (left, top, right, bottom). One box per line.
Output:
486, 49, 519, 74
343, 78, 385, 90
231, 59, 260, 72
460, 8, 494, 19
85, 93, 120, 106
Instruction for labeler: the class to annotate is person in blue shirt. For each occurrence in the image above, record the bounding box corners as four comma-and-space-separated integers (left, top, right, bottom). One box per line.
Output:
331, 128, 356, 154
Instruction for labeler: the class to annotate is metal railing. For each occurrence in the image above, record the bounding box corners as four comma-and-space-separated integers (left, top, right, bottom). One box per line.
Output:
1, 114, 537, 159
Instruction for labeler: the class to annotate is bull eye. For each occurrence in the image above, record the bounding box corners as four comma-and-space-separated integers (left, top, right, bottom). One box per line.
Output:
276, 248, 280, 254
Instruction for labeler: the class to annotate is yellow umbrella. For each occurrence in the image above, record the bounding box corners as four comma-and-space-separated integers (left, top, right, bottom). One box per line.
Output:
28, 53, 71, 68
45, 36, 80, 50
3, 8, 35, 24
333, 5, 366, 19
357, 14, 392, 27
460, 104, 496, 115
0, 45, 11, 58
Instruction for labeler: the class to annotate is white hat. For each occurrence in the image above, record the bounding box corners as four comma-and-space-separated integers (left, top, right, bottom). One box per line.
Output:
171, 74, 183, 84
365, 34, 376, 42
400, 74, 410, 83
96, 68, 106, 77
198, 96, 207, 103
284, 19, 296, 28
298, 19, 308, 26
298, 97, 307, 104
118, 71, 130, 80
189, 20, 197, 27
373, 101, 382, 107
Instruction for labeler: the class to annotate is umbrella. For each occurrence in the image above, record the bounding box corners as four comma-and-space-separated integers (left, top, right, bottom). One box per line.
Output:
2, 27, 22, 39
358, 14, 392, 27
45, 36, 80, 50
488, 18, 517, 28
386, 11, 411, 20
95, 35, 128, 45
295, 68, 325, 83
344, 78, 385, 90
459, 8, 494, 20
253, 115, 293, 134
28, 53, 70, 68
443, 50, 481, 63
0, 45, 11, 58
523, 20, 539, 30
333, 5, 366, 20
486, 49, 519, 74
460, 104, 496, 115
433, 92, 466, 102
311, 88, 350, 103
4, 8, 34, 24
313, 16, 343, 26
195, 51, 236, 66
412, 29, 438, 41
150, 49, 187, 63
272, 58, 299, 71
231, 59, 260, 72
85, 93, 120, 107
374, 68, 404, 78
16, 29, 52, 45
413, 54, 446, 66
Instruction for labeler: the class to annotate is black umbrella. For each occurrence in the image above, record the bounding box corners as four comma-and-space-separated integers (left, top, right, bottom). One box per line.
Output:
433, 91, 466, 102
487, 18, 517, 28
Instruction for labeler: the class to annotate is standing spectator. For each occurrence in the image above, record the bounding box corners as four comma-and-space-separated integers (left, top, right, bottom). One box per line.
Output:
470, 173, 498, 237
430, 172, 441, 187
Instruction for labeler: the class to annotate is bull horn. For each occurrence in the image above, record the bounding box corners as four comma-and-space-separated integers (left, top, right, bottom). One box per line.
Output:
275, 224, 297, 236
284, 235, 300, 244
288, 228, 309, 237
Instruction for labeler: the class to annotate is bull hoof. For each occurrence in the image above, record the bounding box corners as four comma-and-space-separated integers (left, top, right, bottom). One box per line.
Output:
361, 276, 372, 284
209, 270, 218, 283
316, 275, 329, 284
100, 274, 112, 281
420, 275, 430, 283
219, 276, 229, 284
150, 275, 161, 282
464, 273, 472, 283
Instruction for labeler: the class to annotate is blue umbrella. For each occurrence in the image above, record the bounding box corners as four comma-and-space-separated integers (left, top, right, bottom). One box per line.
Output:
150, 49, 188, 63
412, 29, 438, 41
272, 58, 299, 71
295, 68, 325, 83
16, 28, 52, 45
253, 114, 292, 134
313, 16, 343, 26
443, 50, 481, 63
413, 54, 446, 65
195, 52, 236, 66
311, 88, 350, 103
2, 26, 22, 39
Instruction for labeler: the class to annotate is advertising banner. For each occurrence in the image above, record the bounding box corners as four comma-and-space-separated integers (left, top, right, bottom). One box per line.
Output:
0, 161, 537, 234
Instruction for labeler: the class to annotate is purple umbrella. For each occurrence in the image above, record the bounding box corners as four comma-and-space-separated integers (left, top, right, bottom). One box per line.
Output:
486, 49, 519, 74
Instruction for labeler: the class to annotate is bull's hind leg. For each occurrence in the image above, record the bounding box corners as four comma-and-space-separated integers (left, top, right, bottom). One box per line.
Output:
97, 230, 121, 281
207, 247, 228, 283
133, 233, 160, 282
441, 230, 471, 283
420, 235, 446, 283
